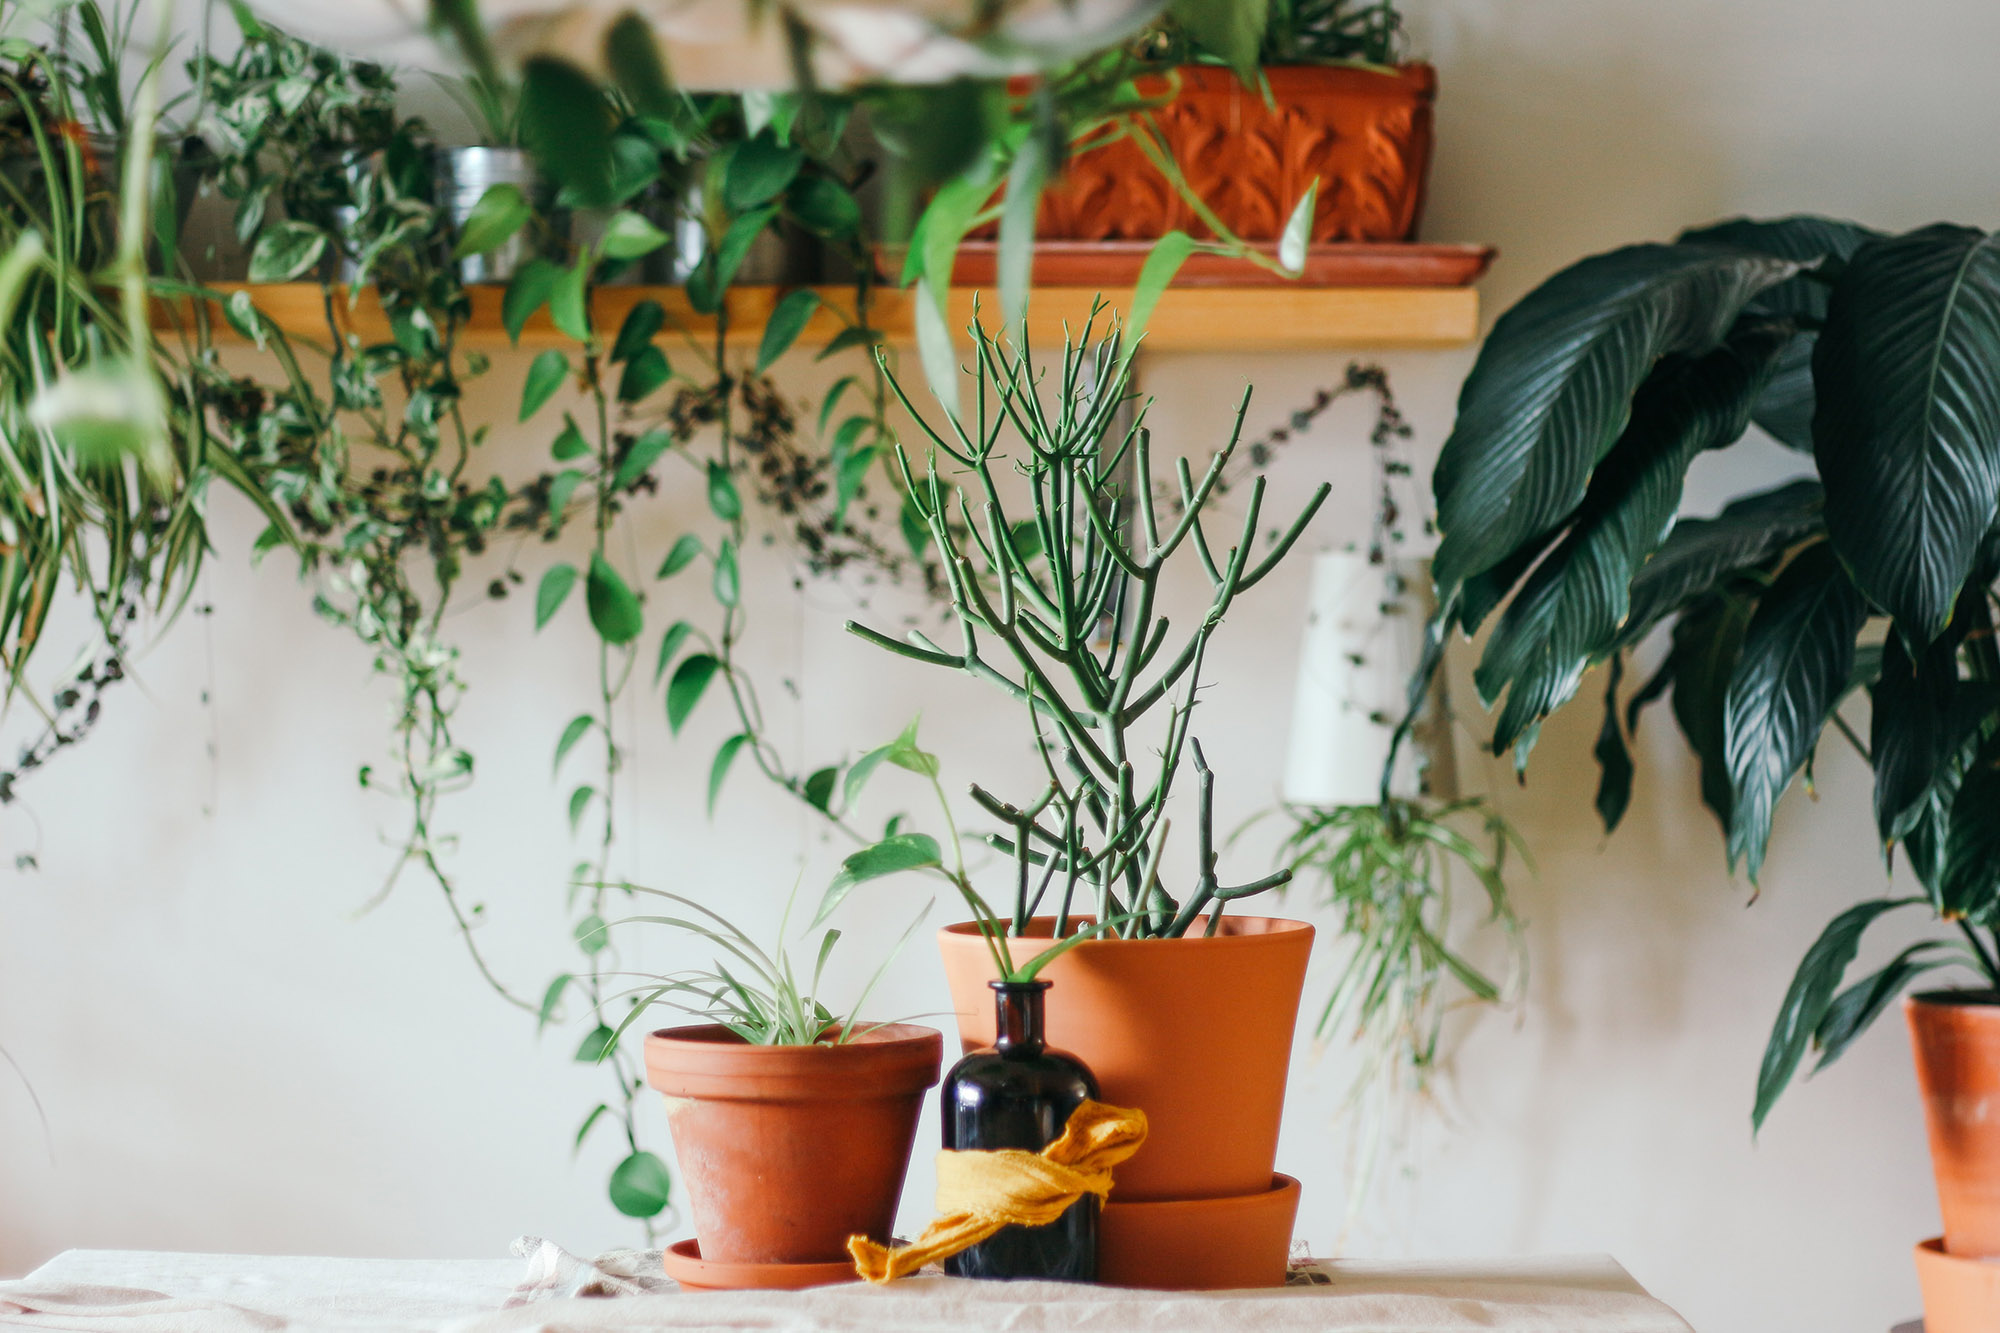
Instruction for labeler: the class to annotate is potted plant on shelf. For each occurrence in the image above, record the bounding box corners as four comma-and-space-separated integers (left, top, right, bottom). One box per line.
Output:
995, 0, 1439, 276
1418, 214, 2000, 1333
592, 887, 942, 1292
820, 310, 1328, 1289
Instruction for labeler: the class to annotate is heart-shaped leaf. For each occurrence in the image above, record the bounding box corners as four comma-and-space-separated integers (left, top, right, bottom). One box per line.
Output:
521, 349, 568, 421
585, 553, 642, 645
536, 563, 578, 629
452, 182, 530, 259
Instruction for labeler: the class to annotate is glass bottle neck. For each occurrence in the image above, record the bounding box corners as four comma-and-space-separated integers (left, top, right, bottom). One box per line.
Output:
991, 981, 1049, 1052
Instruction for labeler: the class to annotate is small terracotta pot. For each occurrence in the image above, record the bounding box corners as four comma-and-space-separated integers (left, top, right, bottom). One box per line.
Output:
937, 916, 1313, 1202
1915, 1237, 2000, 1333
1907, 993, 2000, 1255
643, 1023, 942, 1268
1023, 64, 1436, 245
1099, 1174, 1301, 1289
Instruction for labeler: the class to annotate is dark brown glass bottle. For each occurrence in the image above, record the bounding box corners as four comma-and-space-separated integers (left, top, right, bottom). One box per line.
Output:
940, 979, 1098, 1280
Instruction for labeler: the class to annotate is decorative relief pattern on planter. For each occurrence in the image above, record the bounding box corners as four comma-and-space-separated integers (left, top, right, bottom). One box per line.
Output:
1031, 65, 1436, 244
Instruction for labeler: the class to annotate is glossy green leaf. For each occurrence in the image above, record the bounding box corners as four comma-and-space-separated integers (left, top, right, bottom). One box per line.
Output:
1432, 243, 1803, 594
536, 563, 578, 629
1593, 655, 1633, 832
833, 445, 875, 528
997, 131, 1048, 331
617, 345, 670, 403
568, 786, 597, 834
554, 714, 594, 774
814, 833, 943, 926
608, 1150, 673, 1218
586, 553, 643, 645
1619, 480, 1825, 644
654, 620, 694, 683
1677, 217, 1886, 450
602, 12, 672, 117
657, 535, 702, 579
550, 258, 590, 342
1939, 731, 2000, 925
803, 765, 837, 812
574, 1022, 616, 1061
547, 468, 585, 518
713, 538, 739, 607
1814, 224, 2000, 647
708, 733, 750, 815
1171, 0, 1268, 80
1870, 625, 1972, 845
538, 972, 572, 1031
1669, 590, 1758, 835
788, 175, 860, 238
610, 298, 665, 363
521, 349, 569, 420
757, 289, 821, 372
1126, 231, 1195, 355
520, 56, 614, 207
503, 259, 563, 343
707, 461, 742, 520
1813, 942, 1955, 1073
1474, 321, 1793, 755
248, 219, 326, 282
613, 428, 674, 489
1722, 542, 1867, 880
1754, 897, 1920, 1131
573, 1102, 610, 1152
725, 134, 805, 211
452, 182, 530, 259
667, 654, 719, 734
551, 416, 589, 460
600, 210, 671, 260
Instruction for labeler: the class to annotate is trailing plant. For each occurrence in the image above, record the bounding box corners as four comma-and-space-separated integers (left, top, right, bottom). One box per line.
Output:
1421, 214, 2000, 1131
0, 0, 274, 809
1157, 0, 1406, 72
833, 310, 1329, 941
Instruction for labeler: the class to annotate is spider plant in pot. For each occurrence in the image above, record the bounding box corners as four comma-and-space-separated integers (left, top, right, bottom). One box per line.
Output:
826, 311, 1327, 1287
590, 887, 940, 1289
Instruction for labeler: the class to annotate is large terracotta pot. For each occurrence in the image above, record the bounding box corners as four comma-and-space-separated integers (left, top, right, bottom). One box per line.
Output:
643, 1023, 942, 1267
1908, 993, 2000, 1256
1025, 64, 1436, 245
937, 915, 1314, 1203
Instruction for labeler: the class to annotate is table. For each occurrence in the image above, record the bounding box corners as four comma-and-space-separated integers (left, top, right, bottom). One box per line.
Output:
2, 1241, 1694, 1332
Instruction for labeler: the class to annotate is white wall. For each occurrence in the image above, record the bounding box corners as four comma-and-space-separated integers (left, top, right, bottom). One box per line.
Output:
7, 3, 2000, 1331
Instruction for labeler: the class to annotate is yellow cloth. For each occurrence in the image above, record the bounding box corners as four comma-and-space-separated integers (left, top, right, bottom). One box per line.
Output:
847, 1099, 1148, 1283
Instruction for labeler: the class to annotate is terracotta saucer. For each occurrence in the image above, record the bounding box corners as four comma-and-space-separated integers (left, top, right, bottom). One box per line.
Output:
1915, 1236, 2000, 1333
660, 1237, 860, 1292
1098, 1172, 1302, 1290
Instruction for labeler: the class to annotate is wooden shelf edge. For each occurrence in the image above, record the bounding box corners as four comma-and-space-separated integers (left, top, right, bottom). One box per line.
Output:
156, 282, 1479, 353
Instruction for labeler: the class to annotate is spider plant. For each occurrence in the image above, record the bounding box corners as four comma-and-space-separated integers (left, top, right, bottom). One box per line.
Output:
592, 885, 929, 1047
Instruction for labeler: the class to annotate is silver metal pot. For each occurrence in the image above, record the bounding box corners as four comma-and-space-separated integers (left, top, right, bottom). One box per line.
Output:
436, 146, 542, 285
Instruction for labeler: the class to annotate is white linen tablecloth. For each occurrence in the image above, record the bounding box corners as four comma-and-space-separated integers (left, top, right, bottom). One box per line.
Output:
1, 1240, 1693, 1332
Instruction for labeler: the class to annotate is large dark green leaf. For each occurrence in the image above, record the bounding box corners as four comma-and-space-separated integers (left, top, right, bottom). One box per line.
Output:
1475, 322, 1792, 753
1594, 654, 1634, 832
1620, 479, 1824, 643
520, 57, 615, 208
1811, 941, 1954, 1073
1754, 897, 1921, 1131
1679, 217, 1885, 450
1722, 542, 1867, 880
1870, 624, 1968, 844
1939, 729, 2000, 925
1814, 225, 2000, 646
1432, 243, 1803, 592
1670, 590, 1758, 835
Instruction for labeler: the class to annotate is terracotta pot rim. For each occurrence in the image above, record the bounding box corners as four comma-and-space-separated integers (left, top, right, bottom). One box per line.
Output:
1104, 1173, 1300, 1215
644, 1022, 943, 1097
1908, 989, 2000, 1010
941, 915, 1313, 949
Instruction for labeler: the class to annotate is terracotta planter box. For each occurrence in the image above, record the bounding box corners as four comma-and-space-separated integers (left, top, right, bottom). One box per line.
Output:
1031, 63, 1437, 245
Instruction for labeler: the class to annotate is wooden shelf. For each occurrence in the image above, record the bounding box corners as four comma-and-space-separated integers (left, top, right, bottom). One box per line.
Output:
161, 282, 1479, 353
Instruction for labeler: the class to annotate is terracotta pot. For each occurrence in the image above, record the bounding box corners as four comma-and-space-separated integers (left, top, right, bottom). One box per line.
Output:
660, 1237, 857, 1292
1908, 993, 2000, 1255
1916, 1237, 2000, 1333
937, 916, 1313, 1202
1023, 64, 1436, 246
643, 1023, 942, 1268
1099, 1173, 1301, 1289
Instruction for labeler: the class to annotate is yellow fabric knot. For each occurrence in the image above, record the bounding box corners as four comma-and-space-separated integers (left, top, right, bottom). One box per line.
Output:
847, 1099, 1148, 1283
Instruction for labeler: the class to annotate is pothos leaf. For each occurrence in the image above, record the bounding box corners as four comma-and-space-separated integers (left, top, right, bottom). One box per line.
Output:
814, 833, 943, 927
521, 349, 569, 421
708, 733, 750, 815
667, 654, 719, 734
756, 288, 820, 373
607, 1150, 673, 1218
713, 538, 739, 607
707, 461, 742, 520
657, 535, 702, 578
536, 563, 578, 629
553, 714, 594, 775
654, 620, 694, 683
586, 553, 643, 645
